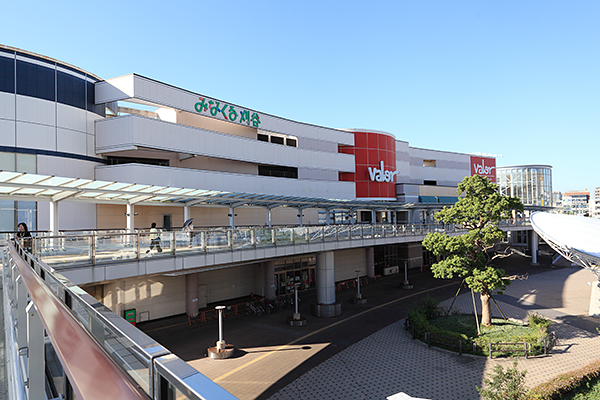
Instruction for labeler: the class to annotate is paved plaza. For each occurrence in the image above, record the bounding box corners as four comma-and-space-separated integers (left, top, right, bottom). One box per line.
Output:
140, 259, 600, 400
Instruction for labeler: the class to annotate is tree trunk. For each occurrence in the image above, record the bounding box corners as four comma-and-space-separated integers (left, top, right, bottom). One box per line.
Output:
480, 290, 492, 327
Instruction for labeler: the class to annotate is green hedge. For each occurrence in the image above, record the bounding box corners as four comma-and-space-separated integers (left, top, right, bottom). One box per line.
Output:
526, 359, 600, 400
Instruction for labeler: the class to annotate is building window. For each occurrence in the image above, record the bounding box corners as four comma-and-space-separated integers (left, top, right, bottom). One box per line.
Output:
107, 156, 170, 167
258, 164, 298, 179
257, 133, 269, 142
286, 138, 297, 147
423, 159, 436, 167
270, 136, 285, 145
424, 180, 437, 186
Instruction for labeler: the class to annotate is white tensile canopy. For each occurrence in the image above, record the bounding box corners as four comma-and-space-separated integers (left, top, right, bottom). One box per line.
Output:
531, 212, 600, 317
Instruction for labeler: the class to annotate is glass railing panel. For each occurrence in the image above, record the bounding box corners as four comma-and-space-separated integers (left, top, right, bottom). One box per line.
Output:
323, 226, 337, 242
374, 225, 384, 238
38, 236, 92, 267
231, 229, 253, 250
205, 230, 230, 252
337, 225, 351, 241
71, 296, 91, 330
362, 225, 373, 238
94, 233, 141, 262
292, 227, 308, 244
275, 228, 292, 246
254, 228, 274, 248
351, 225, 363, 239
102, 324, 151, 394
308, 226, 324, 242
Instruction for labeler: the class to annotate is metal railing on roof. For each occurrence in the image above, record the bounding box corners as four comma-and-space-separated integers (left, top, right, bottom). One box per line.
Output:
2, 241, 238, 400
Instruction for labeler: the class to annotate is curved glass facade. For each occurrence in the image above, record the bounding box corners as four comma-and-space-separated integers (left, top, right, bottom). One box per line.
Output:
497, 165, 553, 207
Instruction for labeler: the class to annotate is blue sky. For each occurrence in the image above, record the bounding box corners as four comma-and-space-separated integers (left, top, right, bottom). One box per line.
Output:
3, 1, 598, 193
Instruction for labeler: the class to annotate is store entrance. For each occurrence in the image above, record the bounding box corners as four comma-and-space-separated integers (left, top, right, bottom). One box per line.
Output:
274, 256, 315, 296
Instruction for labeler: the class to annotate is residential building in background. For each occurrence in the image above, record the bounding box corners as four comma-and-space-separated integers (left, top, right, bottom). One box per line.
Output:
562, 191, 590, 216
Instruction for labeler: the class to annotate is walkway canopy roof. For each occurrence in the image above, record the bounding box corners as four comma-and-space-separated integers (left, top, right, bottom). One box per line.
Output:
0, 170, 416, 211
531, 212, 600, 278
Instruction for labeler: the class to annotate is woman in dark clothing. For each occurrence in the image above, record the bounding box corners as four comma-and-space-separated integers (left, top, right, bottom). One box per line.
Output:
16, 222, 32, 252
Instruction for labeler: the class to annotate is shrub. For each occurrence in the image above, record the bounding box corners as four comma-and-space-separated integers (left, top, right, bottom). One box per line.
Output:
526, 360, 600, 400
478, 361, 528, 400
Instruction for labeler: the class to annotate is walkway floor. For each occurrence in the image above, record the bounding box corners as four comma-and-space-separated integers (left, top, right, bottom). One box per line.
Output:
139, 255, 600, 400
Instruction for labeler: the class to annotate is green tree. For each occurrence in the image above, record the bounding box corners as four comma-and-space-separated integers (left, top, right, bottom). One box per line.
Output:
422, 175, 524, 327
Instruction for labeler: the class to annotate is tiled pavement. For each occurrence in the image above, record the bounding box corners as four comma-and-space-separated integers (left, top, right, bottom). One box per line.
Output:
268, 267, 600, 400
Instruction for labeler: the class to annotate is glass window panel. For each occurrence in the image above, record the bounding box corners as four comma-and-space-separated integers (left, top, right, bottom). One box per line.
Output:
0, 54, 15, 94
0, 201, 15, 231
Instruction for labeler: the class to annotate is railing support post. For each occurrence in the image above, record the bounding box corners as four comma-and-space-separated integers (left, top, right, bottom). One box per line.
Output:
26, 302, 45, 400
16, 275, 27, 347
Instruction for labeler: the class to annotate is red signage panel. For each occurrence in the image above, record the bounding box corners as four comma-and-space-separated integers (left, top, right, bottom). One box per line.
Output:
470, 156, 496, 183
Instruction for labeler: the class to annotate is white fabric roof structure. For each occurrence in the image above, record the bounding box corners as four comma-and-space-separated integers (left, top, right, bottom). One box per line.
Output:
531, 212, 600, 278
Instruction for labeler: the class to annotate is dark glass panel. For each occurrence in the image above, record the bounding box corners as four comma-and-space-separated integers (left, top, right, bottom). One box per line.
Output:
0, 54, 15, 94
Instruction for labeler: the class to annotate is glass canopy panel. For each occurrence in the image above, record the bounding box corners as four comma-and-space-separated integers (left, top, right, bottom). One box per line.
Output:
61, 178, 93, 188
0, 171, 23, 182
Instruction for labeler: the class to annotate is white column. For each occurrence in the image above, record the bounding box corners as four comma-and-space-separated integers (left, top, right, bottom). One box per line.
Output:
316, 251, 335, 304
264, 261, 276, 298
366, 247, 375, 278
26, 302, 45, 400
229, 206, 235, 229
184, 205, 191, 223
298, 208, 303, 227
49, 201, 59, 235
371, 210, 376, 224
266, 208, 272, 227
386, 211, 391, 223
126, 204, 134, 232
325, 209, 331, 225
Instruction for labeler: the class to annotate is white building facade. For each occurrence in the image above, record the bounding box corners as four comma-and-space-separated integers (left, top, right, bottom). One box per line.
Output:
0, 45, 500, 322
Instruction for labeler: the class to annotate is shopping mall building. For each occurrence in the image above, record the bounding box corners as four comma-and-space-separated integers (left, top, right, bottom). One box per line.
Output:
0, 45, 503, 321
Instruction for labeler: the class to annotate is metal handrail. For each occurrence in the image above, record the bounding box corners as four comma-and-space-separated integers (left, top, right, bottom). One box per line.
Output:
6, 241, 149, 400
5, 241, 238, 400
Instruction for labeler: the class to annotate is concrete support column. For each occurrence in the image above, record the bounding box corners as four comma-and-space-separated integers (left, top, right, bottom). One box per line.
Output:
264, 261, 276, 299
371, 210, 376, 224
229, 206, 235, 229
316, 251, 335, 304
49, 201, 59, 235
184, 206, 191, 223
313, 251, 341, 317
366, 247, 375, 278
185, 273, 199, 316
386, 211, 391, 224
530, 230, 539, 265
325, 209, 331, 225
126, 204, 134, 232
26, 302, 45, 400
297, 208, 303, 227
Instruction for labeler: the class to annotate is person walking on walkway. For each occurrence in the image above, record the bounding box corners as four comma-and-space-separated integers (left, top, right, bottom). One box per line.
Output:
16, 222, 32, 252
147, 222, 162, 253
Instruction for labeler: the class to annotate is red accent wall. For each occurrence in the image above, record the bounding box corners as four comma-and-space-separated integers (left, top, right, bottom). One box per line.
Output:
340, 131, 397, 199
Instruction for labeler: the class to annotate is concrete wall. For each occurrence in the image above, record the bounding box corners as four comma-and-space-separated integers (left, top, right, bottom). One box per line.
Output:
95, 163, 355, 200
95, 204, 320, 230
334, 248, 367, 281
101, 275, 186, 321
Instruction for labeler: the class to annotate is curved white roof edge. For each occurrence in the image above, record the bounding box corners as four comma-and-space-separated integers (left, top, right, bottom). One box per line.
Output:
531, 212, 600, 277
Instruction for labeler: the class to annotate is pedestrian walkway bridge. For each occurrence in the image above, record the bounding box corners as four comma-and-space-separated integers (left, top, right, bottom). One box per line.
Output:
14, 221, 531, 286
